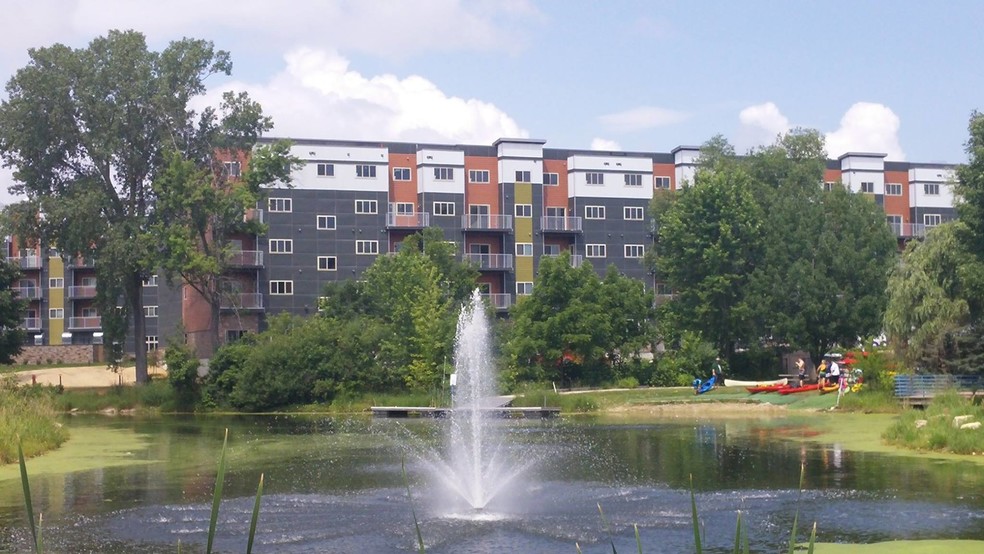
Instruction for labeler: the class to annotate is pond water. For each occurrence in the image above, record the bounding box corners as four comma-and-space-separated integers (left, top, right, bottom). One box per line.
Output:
1, 413, 983, 553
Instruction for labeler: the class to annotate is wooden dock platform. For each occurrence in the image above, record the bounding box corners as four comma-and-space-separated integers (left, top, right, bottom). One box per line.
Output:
370, 406, 561, 419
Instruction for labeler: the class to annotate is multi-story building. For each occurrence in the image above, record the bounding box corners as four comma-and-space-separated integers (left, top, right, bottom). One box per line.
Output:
3, 138, 960, 356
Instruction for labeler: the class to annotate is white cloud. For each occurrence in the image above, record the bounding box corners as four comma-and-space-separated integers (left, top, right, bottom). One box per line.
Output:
734, 102, 790, 151
598, 106, 689, 133
825, 102, 904, 160
590, 138, 621, 151
200, 48, 526, 144
734, 101, 905, 160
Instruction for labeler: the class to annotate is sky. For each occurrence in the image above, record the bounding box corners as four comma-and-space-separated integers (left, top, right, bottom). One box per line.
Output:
1, 0, 983, 205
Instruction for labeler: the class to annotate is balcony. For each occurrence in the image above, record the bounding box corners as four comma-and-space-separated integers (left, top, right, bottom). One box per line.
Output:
462, 214, 513, 232
541, 253, 583, 268
69, 257, 95, 267
227, 250, 264, 268
12, 286, 42, 300
540, 216, 582, 233
243, 208, 265, 224
463, 253, 513, 271
482, 293, 513, 311
890, 222, 927, 239
68, 285, 97, 299
68, 316, 101, 330
220, 292, 264, 311
387, 211, 430, 229
18, 256, 42, 269
20, 317, 41, 330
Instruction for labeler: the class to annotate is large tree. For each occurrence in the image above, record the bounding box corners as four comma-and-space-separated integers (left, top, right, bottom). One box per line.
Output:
954, 111, 984, 321
0, 255, 27, 363
0, 30, 270, 381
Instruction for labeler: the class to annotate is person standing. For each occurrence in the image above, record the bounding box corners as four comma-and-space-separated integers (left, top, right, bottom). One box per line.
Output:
828, 358, 841, 388
712, 357, 724, 386
796, 358, 807, 386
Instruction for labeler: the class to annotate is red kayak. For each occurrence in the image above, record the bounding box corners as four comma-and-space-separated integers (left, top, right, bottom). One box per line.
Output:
746, 383, 792, 394
778, 383, 820, 395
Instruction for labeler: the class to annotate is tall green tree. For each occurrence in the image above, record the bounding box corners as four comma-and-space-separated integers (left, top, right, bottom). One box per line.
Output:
657, 144, 765, 356
0, 255, 27, 363
954, 111, 984, 320
0, 31, 267, 381
884, 222, 972, 370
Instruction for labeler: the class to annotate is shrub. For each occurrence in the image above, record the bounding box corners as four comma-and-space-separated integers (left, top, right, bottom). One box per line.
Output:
165, 339, 201, 409
651, 332, 716, 387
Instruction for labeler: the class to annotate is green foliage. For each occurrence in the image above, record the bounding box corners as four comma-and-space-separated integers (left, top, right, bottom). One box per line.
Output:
652, 332, 717, 387
1, 378, 68, 464
165, 337, 201, 407
954, 111, 984, 321
0, 255, 27, 363
884, 391, 984, 453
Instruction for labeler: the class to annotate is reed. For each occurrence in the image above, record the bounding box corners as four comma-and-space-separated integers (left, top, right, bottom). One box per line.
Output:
1, 379, 68, 463
402, 457, 427, 554
205, 428, 229, 554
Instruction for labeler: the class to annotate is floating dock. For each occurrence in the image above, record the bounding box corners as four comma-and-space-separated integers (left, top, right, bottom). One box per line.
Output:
370, 406, 561, 419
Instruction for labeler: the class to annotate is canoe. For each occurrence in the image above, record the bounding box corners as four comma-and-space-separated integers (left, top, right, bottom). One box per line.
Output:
778, 383, 820, 395
725, 378, 787, 387
819, 384, 840, 394
746, 383, 791, 394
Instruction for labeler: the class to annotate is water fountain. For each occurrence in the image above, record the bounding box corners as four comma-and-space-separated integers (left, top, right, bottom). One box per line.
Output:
420, 289, 537, 511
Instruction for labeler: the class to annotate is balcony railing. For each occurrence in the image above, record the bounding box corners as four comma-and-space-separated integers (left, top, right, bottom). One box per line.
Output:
541, 253, 583, 268
20, 317, 41, 330
68, 285, 98, 299
540, 216, 582, 233
18, 256, 42, 269
889, 222, 927, 239
462, 214, 513, 232
69, 257, 95, 267
386, 212, 430, 228
68, 316, 101, 330
220, 292, 264, 311
482, 293, 513, 311
12, 286, 42, 300
227, 250, 264, 268
462, 253, 514, 271
243, 208, 264, 224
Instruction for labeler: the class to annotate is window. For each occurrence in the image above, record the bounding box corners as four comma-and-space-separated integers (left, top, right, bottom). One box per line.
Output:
860, 181, 875, 194
586, 172, 604, 185
270, 280, 294, 295
393, 167, 411, 181
318, 256, 337, 271
146, 336, 159, 351
924, 183, 940, 195
655, 283, 673, 296
653, 176, 671, 189
515, 204, 532, 218
317, 163, 334, 177
224, 161, 241, 177
624, 174, 643, 187
81, 307, 98, 318
355, 200, 378, 214
433, 202, 455, 216
48, 308, 64, 319
544, 172, 559, 186
49, 278, 64, 288
394, 202, 414, 214
356, 240, 379, 255
144, 305, 158, 318
142, 275, 157, 287
585, 205, 606, 219
356, 164, 377, 178
885, 183, 902, 196
469, 169, 490, 183
546, 207, 566, 217
924, 214, 942, 228
226, 330, 248, 343
516, 282, 533, 296
624, 244, 645, 258
434, 167, 454, 181
515, 170, 531, 182
268, 198, 292, 213
269, 239, 293, 254
824, 181, 835, 192
586, 244, 607, 258
516, 243, 533, 256
317, 215, 336, 230
624, 206, 645, 220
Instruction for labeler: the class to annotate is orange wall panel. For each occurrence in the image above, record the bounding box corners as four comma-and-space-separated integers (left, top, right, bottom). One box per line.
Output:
543, 159, 568, 207
884, 170, 909, 221
653, 163, 675, 190
388, 153, 418, 205
824, 168, 841, 183
465, 156, 499, 212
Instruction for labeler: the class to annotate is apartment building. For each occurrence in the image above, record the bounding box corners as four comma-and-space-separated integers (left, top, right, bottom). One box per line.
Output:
3, 138, 959, 354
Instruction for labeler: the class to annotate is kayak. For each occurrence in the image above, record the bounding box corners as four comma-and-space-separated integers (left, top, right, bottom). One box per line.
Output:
726, 378, 788, 388
778, 383, 820, 395
746, 382, 791, 394
693, 375, 717, 395
819, 384, 840, 394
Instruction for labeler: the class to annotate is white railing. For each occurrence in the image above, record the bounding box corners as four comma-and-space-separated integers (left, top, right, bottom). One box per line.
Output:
68, 285, 97, 299
243, 208, 265, 224
541, 253, 583, 267
889, 222, 927, 238
540, 216, 582, 232
18, 256, 42, 269
462, 214, 513, 231
482, 293, 513, 310
462, 253, 514, 271
20, 317, 41, 330
12, 286, 42, 299
220, 292, 264, 310
386, 212, 430, 228
228, 250, 264, 267
68, 316, 101, 329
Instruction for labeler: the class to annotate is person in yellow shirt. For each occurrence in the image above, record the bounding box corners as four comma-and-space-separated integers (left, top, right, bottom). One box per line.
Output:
816, 359, 828, 387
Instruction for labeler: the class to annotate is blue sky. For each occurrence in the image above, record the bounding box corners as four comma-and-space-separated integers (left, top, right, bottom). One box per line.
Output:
2, 0, 982, 203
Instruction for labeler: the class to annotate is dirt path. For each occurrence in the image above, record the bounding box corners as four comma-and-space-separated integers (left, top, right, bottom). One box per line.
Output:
11, 365, 167, 388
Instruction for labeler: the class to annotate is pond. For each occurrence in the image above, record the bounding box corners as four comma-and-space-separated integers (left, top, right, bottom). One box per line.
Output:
1, 413, 983, 553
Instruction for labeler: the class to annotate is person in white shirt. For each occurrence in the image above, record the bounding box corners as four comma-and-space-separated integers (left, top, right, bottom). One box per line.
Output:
827, 359, 840, 387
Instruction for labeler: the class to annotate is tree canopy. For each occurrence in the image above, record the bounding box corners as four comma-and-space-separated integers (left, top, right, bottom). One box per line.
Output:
0, 255, 26, 363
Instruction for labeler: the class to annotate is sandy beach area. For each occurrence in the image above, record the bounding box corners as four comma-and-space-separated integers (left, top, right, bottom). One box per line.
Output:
11, 365, 166, 388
